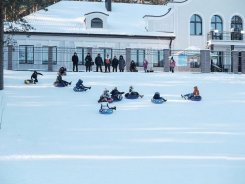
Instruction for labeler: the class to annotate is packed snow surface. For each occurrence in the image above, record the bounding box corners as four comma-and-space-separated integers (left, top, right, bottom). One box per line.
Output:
0, 70, 245, 184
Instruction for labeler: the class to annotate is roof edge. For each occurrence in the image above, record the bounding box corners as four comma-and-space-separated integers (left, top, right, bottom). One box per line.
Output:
4, 31, 175, 40
143, 8, 172, 18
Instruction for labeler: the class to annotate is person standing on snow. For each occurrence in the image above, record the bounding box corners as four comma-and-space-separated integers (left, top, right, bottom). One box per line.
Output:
118, 55, 126, 72
112, 55, 119, 72
85, 53, 92, 72
72, 52, 79, 72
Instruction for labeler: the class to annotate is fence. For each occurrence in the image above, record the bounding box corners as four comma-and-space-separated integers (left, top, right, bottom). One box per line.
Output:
3, 46, 245, 73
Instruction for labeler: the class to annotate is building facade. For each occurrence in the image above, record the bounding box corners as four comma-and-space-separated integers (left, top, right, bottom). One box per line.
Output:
4, 0, 245, 72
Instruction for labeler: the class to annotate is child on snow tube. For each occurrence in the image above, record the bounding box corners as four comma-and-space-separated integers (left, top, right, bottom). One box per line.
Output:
54, 74, 71, 87
98, 89, 113, 103
73, 79, 91, 92
152, 92, 167, 103
58, 67, 67, 76
99, 97, 116, 114
110, 87, 124, 101
125, 86, 143, 99
181, 86, 202, 101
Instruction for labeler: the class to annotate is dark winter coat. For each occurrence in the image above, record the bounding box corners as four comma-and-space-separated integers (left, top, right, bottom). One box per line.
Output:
95, 56, 103, 66
85, 55, 92, 66
72, 54, 79, 63
130, 61, 137, 71
112, 58, 119, 67
118, 57, 126, 70
31, 71, 42, 80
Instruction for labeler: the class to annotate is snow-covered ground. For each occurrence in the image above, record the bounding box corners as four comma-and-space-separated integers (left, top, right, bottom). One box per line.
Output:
0, 70, 245, 184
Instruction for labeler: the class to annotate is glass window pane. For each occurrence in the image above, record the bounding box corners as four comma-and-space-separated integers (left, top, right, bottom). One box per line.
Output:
52, 47, 57, 64
42, 47, 48, 64
190, 15, 195, 22
138, 50, 145, 67
190, 23, 195, 35
196, 23, 202, 35
196, 15, 201, 22
19, 46, 26, 64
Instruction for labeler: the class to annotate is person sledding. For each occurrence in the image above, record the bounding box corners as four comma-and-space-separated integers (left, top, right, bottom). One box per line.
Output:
25, 70, 43, 84
152, 92, 167, 102
110, 87, 124, 101
54, 74, 71, 87
99, 97, 116, 114
125, 86, 143, 99
31, 70, 43, 84
98, 89, 113, 103
58, 67, 67, 76
181, 86, 202, 101
73, 79, 91, 92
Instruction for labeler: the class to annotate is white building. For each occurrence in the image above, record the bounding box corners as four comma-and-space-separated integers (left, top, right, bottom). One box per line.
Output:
4, 0, 245, 72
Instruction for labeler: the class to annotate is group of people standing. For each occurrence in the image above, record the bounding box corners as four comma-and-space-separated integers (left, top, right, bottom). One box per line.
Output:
72, 52, 126, 73
72, 52, 177, 73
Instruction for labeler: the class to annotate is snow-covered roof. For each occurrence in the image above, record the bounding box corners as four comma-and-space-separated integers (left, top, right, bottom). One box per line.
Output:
21, 1, 174, 37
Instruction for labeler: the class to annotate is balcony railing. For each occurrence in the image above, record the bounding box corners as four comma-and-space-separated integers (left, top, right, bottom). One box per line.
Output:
207, 31, 244, 41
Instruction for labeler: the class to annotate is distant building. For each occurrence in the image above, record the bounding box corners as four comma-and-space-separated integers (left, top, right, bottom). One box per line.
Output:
4, 0, 245, 72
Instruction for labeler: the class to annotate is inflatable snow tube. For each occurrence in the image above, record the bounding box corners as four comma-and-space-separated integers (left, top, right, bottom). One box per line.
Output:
151, 98, 165, 104
107, 98, 114, 103
99, 108, 113, 114
98, 98, 114, 103
73, 87, 86, 92
190, 96, 202, 101
125, 93, 139, 99
24, 79, 34, 84
112, 94, 123, 102
54, 82, 66, 87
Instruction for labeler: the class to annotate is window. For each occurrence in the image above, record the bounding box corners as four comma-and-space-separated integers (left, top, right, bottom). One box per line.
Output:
231, 15, 243, 40
211, 15, 223, 40
153, 50, 164, 67
19, 45, 34, 64
76, 47, 90, 65
131, 49, 145, 67
190, 14, 202, 35
91, 18, 103, 28
42, 46, 57, 64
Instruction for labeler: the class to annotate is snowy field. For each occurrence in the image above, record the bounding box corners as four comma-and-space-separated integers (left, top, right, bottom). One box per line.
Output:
0, 70, 245, 184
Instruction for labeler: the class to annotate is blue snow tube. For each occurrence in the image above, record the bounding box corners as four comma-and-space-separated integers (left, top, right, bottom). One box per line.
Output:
99, 108, 113, 114
125, 93, 139, 99
151, 98, 165, 104
190, 96, 202, 101
73, 87, 86, 92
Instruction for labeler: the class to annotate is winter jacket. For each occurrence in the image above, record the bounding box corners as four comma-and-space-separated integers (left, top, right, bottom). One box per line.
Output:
143, 60, 148, 69
170, 60, 176, 68
72, 54, 79, 63
85, 55, 92, 66
112, 58, 119, 67
104, 58, 111, 66
95, 56, 103, 66
193, 87, 200, 96
118, 57, 126, 70
31, 71, 42, 80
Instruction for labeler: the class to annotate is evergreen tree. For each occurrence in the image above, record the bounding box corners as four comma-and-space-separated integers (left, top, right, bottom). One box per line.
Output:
0, 0, 58, 90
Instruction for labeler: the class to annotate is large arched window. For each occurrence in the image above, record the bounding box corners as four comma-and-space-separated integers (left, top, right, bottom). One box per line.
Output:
231, 15, 243, 40
190, 14, 202, 35
211, 15, 223, 40
91, 18, 103, 28
211, 15, 223, 32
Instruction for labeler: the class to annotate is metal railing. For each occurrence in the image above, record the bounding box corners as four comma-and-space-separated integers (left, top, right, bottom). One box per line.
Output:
207, 31, 244, 41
